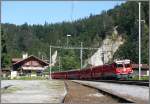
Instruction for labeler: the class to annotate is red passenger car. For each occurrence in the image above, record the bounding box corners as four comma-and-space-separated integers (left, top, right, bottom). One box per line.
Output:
67, 69, 80, 79
51, 59, 133, 80
51, 71, 67, 79
80, 67, 92, 80
91, 64, 115, 79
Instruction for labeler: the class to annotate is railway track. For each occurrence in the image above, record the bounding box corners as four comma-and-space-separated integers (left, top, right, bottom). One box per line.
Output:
89, 80, 149, 87
63, 80, 134, 104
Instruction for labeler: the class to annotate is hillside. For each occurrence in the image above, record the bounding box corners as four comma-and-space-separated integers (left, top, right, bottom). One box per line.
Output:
1, 1, 149, 70
87, 27, 124, 66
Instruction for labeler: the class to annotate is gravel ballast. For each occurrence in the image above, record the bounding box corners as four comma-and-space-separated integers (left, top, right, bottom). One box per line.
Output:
64, 81, 120, 104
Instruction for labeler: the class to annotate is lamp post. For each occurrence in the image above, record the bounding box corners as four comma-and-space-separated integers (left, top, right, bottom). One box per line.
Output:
67, 34, 71, 47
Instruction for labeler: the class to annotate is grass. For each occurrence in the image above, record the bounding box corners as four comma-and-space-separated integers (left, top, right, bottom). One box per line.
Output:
1, 77, 11, 80
131, 76, 149, 80
42, 81, 64, 89
1, 76, 48, 80
12, 76, 48, 80
1, 86, 22, 94
1, 75, 49, 80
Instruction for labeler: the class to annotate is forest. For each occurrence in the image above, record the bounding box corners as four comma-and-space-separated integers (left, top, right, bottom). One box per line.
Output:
1, 1, 149, 71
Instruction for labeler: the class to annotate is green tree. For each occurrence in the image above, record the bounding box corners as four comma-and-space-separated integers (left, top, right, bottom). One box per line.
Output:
1, 29, 11, 68
60, 50, 80, 70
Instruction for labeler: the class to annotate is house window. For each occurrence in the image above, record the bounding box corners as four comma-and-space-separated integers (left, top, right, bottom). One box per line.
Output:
36, 70, 43, 76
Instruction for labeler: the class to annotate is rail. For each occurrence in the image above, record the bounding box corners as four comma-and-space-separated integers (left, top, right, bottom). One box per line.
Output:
89, 80, 149, 87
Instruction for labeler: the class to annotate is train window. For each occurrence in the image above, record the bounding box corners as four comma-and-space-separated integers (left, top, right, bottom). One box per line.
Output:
125, 64, 130, 68
116, 64, 123, 68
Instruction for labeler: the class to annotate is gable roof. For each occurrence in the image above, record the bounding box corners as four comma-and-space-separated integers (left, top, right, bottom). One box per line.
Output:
12, 58, 22, 62
13, 55, 49, 67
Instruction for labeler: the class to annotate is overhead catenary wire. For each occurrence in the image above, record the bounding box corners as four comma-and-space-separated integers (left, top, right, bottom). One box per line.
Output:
50, 45, 112, 52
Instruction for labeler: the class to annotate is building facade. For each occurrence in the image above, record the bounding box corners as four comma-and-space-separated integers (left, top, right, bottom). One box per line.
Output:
12, 55, 49, 78
132, 64, 149, 76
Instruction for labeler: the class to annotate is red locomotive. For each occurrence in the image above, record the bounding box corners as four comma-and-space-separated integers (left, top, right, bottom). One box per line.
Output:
51, 59, 133, 80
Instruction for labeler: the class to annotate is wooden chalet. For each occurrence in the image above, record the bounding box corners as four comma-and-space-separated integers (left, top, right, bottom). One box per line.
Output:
12, 55, 49, 77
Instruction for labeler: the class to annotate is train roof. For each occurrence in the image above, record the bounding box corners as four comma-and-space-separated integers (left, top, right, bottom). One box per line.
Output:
52, 69, 80, 73
52, 63, 114, 73
114, 59, 131, 64
65, 69, 80, 72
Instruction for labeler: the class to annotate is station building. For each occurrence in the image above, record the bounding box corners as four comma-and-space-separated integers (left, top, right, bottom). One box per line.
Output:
132, 64, 149, 76
11, 54, 49, 78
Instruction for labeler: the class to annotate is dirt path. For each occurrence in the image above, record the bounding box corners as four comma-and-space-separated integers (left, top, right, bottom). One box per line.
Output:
63, 81, 118, 104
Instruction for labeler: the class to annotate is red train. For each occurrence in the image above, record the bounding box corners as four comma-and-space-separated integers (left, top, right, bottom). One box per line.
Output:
51, 59, 133, 80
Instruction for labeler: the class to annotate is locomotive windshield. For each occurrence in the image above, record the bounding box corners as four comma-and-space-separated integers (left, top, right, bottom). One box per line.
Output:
125, 64, 130, 68
116, 64, 123, 68
114, 59, 131, 69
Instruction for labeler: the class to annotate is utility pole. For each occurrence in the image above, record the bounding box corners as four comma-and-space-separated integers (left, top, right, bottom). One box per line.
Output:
138, 2, 141, 80
42, 55, 43, 60
101, 52, 104, 65
38, 51, 41, 58
49, 45, 52, 80
59, 56, 61, 72
80, 42, 83, 69
102, 43, 105, 64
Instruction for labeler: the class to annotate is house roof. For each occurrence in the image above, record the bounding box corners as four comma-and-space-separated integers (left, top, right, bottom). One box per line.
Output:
12, 58, 22, 61
12, 58, 22, 63
13, 55, 49, 67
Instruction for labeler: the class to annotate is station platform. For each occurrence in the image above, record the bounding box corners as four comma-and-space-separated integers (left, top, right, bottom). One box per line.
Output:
1, 80, 66, 103
73, 80, 149, 104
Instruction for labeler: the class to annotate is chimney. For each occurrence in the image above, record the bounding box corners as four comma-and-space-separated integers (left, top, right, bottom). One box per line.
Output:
22, 53, 28, 59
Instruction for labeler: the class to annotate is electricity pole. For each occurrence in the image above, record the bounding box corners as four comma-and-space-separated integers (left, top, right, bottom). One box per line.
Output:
59, 57, 61, 72
102, 43, 105, 64
49, 45, 52, 80
80, 42, 83, 69
138, 2, 141, 80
